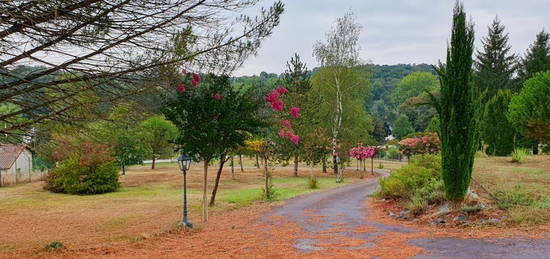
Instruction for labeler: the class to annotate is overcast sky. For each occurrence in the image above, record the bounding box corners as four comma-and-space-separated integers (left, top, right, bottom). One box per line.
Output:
234, 0, 549, 76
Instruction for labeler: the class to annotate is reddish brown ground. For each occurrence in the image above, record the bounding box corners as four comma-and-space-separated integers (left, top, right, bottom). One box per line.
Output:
1, 157, 548, 258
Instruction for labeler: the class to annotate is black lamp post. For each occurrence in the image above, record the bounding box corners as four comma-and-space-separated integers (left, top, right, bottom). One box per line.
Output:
177, 154, 193, 228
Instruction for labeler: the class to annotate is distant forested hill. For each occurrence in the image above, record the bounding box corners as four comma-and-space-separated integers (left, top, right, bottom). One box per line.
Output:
232, 63, 435, 124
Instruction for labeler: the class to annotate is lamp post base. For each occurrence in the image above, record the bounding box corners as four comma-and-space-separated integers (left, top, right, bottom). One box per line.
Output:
181, 218, 193, 228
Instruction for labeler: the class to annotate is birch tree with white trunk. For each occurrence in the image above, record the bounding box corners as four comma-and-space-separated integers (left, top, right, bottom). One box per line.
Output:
313, 12, 362, 183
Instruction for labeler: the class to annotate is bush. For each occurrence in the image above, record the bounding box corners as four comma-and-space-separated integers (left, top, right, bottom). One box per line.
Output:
377, 155, 445, 215
386, 148, 400, 160
511, 148, 529, 163
44, 241, 65, 251
308, 176, 319, 189
44, 142, 120, 195
378, 162, 384, 169
410, 154, 441, 175
379, 165, 438, 198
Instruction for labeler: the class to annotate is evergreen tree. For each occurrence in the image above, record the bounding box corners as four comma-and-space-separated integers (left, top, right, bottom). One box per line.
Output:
482, 90, 516, 156
279, 53, 311, 177
518, 30, 550, 82
431, 2, 481, 202
475, 17, 517, 102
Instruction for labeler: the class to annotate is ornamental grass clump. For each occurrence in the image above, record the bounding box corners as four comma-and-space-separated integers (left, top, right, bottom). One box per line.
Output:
511, 148, 529, 163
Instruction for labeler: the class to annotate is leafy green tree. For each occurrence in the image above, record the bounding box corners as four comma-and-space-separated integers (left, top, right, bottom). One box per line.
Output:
392, 72, 439, 105
475, 17, 517, 102
518, 30, 550, 82
482, 90, 516, 156
516, 30, 549, 154
393, 115, 415, 140
431, 3, 481, 202
163, 74, 264, 220
92, 102, 150, 175
426, 117, 440, 135
113, 130, 150, 175
139, 115, 178, 169
312, 12, 372, 182
507, 72, 550, 145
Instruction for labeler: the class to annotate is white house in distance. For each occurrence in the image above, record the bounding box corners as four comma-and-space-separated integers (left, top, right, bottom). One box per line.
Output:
0, 144, 33, 187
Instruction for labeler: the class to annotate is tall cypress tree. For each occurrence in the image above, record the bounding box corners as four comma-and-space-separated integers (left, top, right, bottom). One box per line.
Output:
518, 30, 550, 82
475, 17, 516, 102
482, 90, 516, 156
432, 2, 481, 202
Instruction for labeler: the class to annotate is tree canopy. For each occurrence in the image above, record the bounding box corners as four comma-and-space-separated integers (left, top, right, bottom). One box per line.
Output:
507, 72, 550, 143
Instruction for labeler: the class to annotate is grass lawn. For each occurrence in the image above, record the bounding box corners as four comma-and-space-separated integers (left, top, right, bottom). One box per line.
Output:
473, 154, 550, 225
377, 154, 550, 226
0, 159, 365, 253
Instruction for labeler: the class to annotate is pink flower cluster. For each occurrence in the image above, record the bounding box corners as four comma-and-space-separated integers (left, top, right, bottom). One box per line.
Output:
349, 146, 376, 160
266, 85, 301, 145
175, 71, 202, 93
398, 133, 440, 156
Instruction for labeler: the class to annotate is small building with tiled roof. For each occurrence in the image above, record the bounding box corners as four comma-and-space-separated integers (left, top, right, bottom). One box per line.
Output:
0, 144, 33, 187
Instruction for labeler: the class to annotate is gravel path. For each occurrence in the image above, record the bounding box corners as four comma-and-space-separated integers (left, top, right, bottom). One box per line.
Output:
267, 169, 550, 258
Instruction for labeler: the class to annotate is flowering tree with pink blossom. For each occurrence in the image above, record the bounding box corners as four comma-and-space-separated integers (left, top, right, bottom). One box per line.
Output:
398, 133, 440, 161
349, 146, 376, 178
163, 72, 265, 221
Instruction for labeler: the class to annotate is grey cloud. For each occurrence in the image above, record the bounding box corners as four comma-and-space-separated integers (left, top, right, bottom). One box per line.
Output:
235, 0, 549, 76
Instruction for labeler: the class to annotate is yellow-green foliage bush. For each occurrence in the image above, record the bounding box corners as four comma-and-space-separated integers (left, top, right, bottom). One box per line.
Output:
377, 154, 444, 215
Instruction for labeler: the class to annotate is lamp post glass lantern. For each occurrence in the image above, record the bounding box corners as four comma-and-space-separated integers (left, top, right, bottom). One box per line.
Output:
177, 154, 193, 228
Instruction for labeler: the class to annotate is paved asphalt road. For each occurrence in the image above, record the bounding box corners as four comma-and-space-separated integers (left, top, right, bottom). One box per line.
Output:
267, 170, 550, 258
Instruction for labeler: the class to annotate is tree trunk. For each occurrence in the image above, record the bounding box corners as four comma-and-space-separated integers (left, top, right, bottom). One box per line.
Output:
334, 155, 341, 182
210, 153, 227, 206
264, 157, 270, 200
255, 153, 260, 168
151, 156, 156, 170
293, 153, 299, 177
202, 160, 209, 222
362, 159, 366, 171
122, 164, 126, 175
239, 154, 244, 172
322, 157, 327, 173
372, 157, 376, 174
230, 155, 235, 180
356, 159, 359, 171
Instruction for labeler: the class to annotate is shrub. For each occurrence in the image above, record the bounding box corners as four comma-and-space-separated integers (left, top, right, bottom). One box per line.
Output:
406, 194, 428, 215
44, 241, 65, 251
386, 148, 400, 160
410, 154, 441, 175
378, 165, 436, 198
44, 142, 120, 195
308, 176, 319, 189
377, 156, 445, 215
511, 148, 529, 163
378, 162, 384, 169
461, 204, 483, 214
